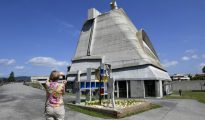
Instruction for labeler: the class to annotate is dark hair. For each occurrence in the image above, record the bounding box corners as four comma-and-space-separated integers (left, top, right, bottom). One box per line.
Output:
49, 70, 60, 81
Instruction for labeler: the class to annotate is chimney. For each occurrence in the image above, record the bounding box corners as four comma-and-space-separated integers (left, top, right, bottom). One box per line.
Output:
110, 0, 118, 10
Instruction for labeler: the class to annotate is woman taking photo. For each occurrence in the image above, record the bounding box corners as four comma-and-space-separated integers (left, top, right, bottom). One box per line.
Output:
45, 70, 67, 120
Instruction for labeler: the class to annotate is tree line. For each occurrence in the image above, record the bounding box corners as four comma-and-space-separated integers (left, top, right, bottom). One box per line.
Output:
0, 71, 16, 83
190, 74, 205, 80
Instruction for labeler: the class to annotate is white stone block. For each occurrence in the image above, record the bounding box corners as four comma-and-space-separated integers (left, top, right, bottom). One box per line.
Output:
88, 8, 101, 20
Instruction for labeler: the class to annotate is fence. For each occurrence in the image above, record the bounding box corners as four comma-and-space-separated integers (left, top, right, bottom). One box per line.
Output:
171, 80, 205, 91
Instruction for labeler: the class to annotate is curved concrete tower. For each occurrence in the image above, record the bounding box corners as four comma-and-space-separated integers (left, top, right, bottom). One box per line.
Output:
67, 2, 171, 98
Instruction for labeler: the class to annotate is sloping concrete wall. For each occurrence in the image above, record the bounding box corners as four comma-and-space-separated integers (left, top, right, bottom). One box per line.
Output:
74, 19, 94, 58
70, 8, 166, 71
68, 7, 171, 82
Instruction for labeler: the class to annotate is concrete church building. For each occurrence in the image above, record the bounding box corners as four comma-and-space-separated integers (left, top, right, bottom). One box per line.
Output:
67, 1, 171, 98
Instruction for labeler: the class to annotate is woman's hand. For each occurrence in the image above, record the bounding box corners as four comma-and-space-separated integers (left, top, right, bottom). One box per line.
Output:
62, 80, 67, 84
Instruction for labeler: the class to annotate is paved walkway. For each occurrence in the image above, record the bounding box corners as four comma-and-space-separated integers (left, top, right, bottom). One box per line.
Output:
122, 99, 205, 120
0, 83, 205, 120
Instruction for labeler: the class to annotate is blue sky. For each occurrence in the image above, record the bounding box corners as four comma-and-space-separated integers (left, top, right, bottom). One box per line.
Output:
0, 0, 205, 77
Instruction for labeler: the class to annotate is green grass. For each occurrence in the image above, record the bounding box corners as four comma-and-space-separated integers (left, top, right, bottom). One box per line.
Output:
65, 104, 113, 119
65, 92, 86, 97
25, 82, 44, 90
65, 103, 161, 119
164, 91, 205, 104
30, 82, 42, 89
121, 103, 161, 118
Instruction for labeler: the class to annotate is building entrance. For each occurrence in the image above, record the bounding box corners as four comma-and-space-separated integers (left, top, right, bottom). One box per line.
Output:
144, 80, 156, 97
118, 81, 127, 98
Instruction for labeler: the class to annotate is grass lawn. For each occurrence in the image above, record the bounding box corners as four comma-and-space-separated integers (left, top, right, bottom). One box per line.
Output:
164, 91, 205, 104
65, 104, 114, 119
24, 82, 44, 90
121, 104, 161, 118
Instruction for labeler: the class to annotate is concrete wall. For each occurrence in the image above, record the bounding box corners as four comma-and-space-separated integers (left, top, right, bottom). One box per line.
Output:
171, 80, 205, 91
70, 61, 100, 72
155, 80, 163, 98
30, 76, 49, 84
130, 80, 144, 98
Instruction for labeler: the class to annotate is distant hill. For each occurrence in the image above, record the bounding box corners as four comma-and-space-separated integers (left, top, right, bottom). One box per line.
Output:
15, 76, 31, 82
0, 77, 7, 81
0, 76, 31, 82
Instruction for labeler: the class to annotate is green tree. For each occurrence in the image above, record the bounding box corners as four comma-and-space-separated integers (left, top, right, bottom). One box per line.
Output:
8, 71, 15, 82
188, 74, 193, 80
192, 74, 205, 80
202, 66, 205, 73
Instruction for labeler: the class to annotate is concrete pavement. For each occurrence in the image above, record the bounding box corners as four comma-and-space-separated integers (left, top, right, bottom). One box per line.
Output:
1, 83, 205, 120
121, 99, 205, 120
0, 83, 46, 120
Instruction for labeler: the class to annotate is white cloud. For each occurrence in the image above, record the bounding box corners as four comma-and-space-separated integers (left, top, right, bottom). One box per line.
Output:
162, 60, 178, 68
61, 21, 74, 28
182, 56, 190, 61
191, 55, 199, 59
200, 63, 205, 67
182, 49, 201, 60
27, 57, 68, 67
185, 49, 196, 54
15, 66, 25, 70
0, 59, 16, 65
